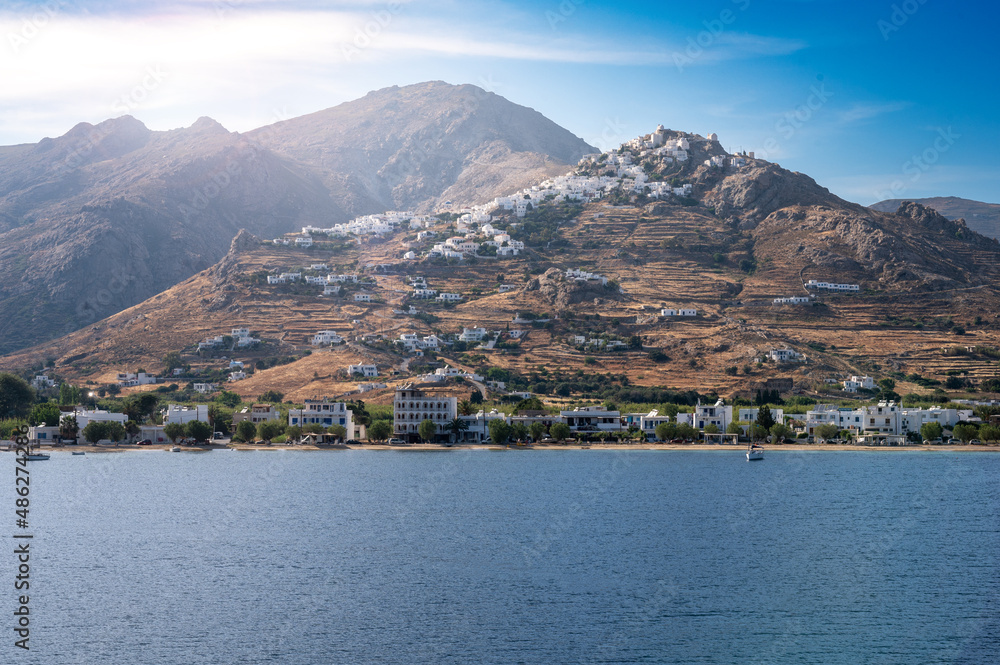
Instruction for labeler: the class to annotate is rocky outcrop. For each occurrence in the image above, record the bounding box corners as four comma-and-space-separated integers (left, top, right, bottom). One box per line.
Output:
703, 163, 849, 227
523, 268, 623, 309
870, 196, 1000, 241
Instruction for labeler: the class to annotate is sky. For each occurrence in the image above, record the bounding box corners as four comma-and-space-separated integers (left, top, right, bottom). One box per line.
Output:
1, 0, 998, 205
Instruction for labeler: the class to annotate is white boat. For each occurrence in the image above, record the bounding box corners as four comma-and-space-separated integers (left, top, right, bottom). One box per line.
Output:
746, 443, 764, 461
169, 446, 181, 452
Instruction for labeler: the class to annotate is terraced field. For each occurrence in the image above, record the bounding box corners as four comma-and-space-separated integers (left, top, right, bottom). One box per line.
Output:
4, 197, 1000, 402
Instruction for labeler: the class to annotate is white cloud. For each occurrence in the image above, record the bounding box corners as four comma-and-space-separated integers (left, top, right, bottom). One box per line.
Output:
837, 102, 909, 124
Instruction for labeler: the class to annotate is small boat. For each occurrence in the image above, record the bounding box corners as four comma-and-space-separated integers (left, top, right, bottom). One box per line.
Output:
169, 446, 181, 452
71, 451, 86, 456
746, 443, 764, 461
26, 454, 50, 461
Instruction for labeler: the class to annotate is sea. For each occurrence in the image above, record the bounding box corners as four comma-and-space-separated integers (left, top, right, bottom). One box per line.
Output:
3, 448, 998, 664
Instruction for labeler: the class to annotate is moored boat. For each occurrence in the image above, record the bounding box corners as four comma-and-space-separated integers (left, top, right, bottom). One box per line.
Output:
746, 443, 764, 461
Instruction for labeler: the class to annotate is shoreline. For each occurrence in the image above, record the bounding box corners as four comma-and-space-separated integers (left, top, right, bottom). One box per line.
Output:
7, 442, 998, 453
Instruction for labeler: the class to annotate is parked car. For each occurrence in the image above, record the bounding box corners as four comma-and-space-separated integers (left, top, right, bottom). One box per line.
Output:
136, 439, 152, 446
388, 438, 405, 445
970, 439, 983, 445
212, 432, 225, 440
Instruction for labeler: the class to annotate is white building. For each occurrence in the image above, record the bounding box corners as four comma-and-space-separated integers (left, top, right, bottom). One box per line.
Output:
288, 399, 357, 437
694, 399, 733, 431
347, 364, 378, 378
312, 330, 344, 346
437, 293, 462, 302
163, 404, 210, 425
805, 280, 860, 292
117, 372, 157, 387
738, 408, 786, 426
72, 408, 128, 430
843, 375, 876, 393
32, 374, 56, 390
773, 296, 812, 305
354, 293, 372, 303
228, 371, 246, 382
560, 406, 622, 433
393, 385, 459, 441
458, 327, 488, 342
232, 404, 281, 425
193, 383, 217, 393
767, 348, 806, 363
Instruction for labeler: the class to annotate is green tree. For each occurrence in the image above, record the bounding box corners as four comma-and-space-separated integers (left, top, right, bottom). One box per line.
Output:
0, 373, 34, 419
653, 422, 676, 441
162, 351, 183, 373
106, 421, 127, 446
675, 423, 699, 440
748, 423, 769, 442
470, 391, 483, 405
511, 422, 529, 442
59, 383, 79, 406
513, 396, 545, 412
186, 420, 213, 442
327, 424, 347, 441
215, 390, 242, 408
978, 424, 1000, 442
234, 420, 257, 442
257, 421, 283, 442
81, 421, 109, 444
953, 423, 978, 443
488, 419, 511, 446
418, 419, 438, 442
704, 423, 720, 434
60, 415, 79, 443
457, 400, 474, 416
920, 421, 944, 442
29, 403, 62, 427
285, 425, 303, 442
124, 420, 140, 442
529, 421, 548, 442
770, 423, 794, 442
756, 405, 775, 431
814, 423, 840, 442
368, 420, 392, 442
123, 393, 160, 424
303, 423, 324, 435
164, 422, 186, 443
550, 422, 571, 442
347, 401, 372, 428
446, 418, 470, 443
259, 390, 284, 403
726, 422, 744, 436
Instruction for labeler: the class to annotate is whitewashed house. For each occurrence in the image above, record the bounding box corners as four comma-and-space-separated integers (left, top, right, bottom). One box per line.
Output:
843, 375, 876, 393
347, 364, 378, 378
312, 331, 344, 346
767, 348, 806, 363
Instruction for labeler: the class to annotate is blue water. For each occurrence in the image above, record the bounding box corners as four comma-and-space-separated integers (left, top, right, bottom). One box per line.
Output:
3, 449, 999, 664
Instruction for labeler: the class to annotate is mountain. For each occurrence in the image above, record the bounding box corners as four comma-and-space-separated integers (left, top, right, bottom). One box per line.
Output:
870, 196, 1000, 240
0, 82, 596, 356
4, 129, 999, 402
247, 81, 597, 212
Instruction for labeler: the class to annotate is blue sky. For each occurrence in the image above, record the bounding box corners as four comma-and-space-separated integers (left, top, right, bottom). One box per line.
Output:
1, 0, 997, 205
